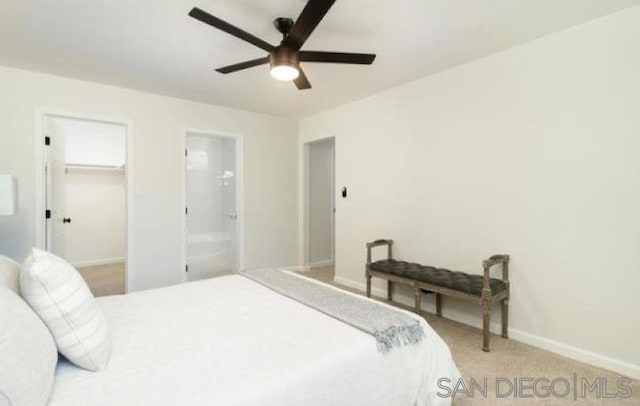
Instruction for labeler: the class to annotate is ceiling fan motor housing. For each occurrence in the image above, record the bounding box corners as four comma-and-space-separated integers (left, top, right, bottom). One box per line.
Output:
270, 46, 299, 69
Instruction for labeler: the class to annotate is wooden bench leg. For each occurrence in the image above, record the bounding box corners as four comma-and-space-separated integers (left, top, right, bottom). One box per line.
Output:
501, 299, 509, 339
387, 281, 393, 301
366, 272, 372, 298
482, 298, 491, 352
435, 293, 442, 317
414, 285, 422, 315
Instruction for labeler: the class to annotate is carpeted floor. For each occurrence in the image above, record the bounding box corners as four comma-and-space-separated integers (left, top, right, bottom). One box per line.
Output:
299, 266, 639, 405
77, 262, 125, 297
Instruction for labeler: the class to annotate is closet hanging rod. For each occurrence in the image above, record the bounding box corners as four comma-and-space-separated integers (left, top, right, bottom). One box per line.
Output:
65, 163, 125, 171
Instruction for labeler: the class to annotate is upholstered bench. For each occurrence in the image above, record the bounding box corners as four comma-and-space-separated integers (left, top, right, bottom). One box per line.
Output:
365, 239, 510, 352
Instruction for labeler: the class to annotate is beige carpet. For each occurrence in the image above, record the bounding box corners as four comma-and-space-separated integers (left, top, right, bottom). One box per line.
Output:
299, 266, 639, 405
77, 262, 125, 297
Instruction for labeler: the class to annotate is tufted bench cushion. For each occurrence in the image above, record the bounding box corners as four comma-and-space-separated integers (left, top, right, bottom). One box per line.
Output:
370, 259, 507, 296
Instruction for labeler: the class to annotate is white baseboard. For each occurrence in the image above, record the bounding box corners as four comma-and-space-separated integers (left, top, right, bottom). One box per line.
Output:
309, 259, 333, 268
72, 257, 125, 268
282, 264, 310, 272
334, 276, 640, 380
283, 261, 333, 272
507, 327, 640, 380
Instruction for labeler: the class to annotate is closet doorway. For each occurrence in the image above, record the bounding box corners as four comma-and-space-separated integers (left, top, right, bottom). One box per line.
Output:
304, 137, 335, 282
42, 114, 128, 296
183, 131, 243, 281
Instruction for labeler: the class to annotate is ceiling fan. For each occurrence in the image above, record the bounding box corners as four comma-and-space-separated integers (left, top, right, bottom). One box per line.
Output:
188, 0, 376, 90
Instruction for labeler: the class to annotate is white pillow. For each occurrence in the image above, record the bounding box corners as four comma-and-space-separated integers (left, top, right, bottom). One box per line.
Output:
20, 248, 110, 371
0, 287, 58, 406
0, 254, 20, 295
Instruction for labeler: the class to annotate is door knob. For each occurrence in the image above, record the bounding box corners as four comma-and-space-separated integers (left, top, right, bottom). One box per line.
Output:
63, 217, 72, 224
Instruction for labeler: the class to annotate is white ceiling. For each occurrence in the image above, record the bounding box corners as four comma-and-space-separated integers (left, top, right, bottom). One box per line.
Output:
1, 0, 638, 117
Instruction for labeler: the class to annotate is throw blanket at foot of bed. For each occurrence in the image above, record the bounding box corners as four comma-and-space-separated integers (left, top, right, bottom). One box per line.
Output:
239, 268, 424, 352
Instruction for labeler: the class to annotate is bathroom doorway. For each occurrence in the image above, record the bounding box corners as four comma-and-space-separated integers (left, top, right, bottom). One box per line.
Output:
183, 131, 243, 281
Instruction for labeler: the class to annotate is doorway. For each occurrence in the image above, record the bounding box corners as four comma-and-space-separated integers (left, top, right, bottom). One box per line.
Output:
183, 131, 242, 281
304, 137, 335, 282
43, 115, 128, 296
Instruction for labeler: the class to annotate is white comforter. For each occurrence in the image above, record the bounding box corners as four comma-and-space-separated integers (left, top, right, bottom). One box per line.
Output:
49, 274, 459, 406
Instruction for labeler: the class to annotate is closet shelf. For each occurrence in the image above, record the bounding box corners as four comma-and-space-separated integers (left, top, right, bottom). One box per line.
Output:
65, 163, 125, 172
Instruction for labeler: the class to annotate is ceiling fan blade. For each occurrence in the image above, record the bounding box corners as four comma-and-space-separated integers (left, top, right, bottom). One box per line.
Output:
299, 51, 376, 65
215, 57, 269, 74
282, 0, 336, 51
294, 68, 312, 90
189, 7, 274, 52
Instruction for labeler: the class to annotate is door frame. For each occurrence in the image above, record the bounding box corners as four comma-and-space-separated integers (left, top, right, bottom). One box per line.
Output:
34, 108, 134, 293
180, 128, 245, 281
300, 136, 336, 270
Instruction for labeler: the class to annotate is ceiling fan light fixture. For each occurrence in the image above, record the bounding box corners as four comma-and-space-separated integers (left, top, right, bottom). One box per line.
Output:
270, 64, 300, 81
269, 47, 300, 82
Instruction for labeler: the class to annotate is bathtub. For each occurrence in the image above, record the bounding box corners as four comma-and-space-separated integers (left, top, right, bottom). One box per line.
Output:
186, 231, 235, 280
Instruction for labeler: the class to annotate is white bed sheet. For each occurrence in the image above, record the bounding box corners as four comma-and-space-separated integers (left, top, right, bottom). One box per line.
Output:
49, 274, 459, 406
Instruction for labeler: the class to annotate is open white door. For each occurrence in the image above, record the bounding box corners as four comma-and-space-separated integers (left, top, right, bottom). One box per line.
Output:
45, 123, 68, 256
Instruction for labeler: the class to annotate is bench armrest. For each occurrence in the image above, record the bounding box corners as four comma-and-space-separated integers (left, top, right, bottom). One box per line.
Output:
366, 239, 393, 264
482, 254, 510, 297
482, 254, 510, 268
366, 239, 393, 249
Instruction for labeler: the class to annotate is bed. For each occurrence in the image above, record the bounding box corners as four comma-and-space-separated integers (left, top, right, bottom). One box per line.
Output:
48, 272, 460, 406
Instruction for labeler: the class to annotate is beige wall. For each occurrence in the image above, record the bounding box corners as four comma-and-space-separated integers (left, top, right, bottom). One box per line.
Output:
300, 6, 640, 377
0, 65, 298, 291
64, 169, 126, 266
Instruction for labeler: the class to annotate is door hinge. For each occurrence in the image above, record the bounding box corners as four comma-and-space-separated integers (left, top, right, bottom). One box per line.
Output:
185, 207, 188, 215
45, 209, 51, 219
185, 149, 188, 157
44, 136, 50, 146
185, 265, 189, 273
